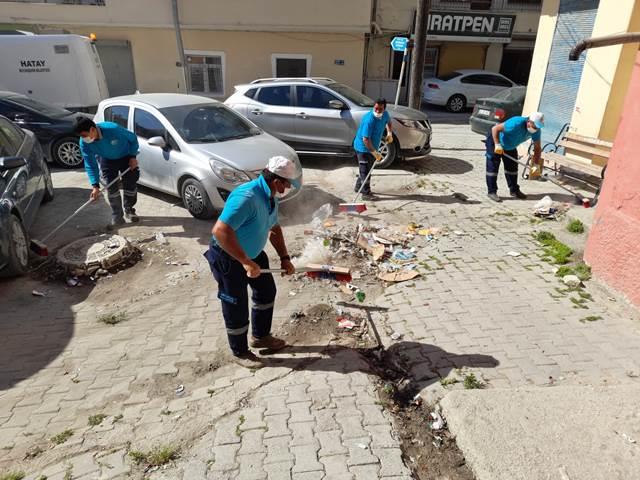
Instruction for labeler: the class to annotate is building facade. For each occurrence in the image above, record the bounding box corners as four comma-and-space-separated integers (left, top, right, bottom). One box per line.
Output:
365, 0, 541, 101
0, 0, 371, 99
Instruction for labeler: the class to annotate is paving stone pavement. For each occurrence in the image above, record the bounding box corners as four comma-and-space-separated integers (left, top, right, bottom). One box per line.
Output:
1, 111, 639, 479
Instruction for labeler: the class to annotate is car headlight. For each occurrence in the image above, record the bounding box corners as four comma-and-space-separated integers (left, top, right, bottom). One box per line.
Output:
209, 159, 251, 185
395, 118, 423, 130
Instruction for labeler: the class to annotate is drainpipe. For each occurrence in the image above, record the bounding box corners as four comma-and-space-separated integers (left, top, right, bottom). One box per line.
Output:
362, 0, 378, 92
171, 0, 190, 92
569, 32, 640, 61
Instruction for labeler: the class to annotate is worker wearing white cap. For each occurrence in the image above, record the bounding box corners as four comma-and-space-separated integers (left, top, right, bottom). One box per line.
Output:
485, 112, 544, 202
204, 156, 302, 368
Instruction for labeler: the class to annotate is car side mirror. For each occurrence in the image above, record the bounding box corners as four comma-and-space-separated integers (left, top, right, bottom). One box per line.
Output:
148, 136, 167, 149
329, 100, 346, 110
0, 156, 28, 170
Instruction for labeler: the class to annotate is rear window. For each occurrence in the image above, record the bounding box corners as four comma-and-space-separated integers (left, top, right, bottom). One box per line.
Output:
5, 96, 71, 118
104, 105, 130, 128
493, 86, 526, 102
244, 88, 258, 99
0, 118, 24, 157
437, 71, 462, 81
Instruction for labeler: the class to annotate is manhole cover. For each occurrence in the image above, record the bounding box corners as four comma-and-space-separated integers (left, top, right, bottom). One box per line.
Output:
56, 234, 132, 271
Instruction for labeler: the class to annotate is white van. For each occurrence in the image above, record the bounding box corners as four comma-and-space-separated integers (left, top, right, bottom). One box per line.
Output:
0, 34, 109, 112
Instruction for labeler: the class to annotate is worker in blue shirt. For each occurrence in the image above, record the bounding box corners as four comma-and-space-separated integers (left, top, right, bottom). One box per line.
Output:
485, 112, 544, 202
76, 118, 140, 227
204, 156, 302, 369
353, 98, 393, 198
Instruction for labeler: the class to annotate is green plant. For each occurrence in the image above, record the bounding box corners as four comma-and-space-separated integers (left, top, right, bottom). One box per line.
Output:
128, 450, 146, 464
440, 377, 459, 387
98, 312, 127, 325
236, 415, 246, 436
578, 291, 593, 301
574, 262, 592, 281
0, 472, 26, 480
536, 231, 556, 244
50, 429, 73, 445
37, 476, 48, 480
63, 464, 73, 480
146, 445, 179, 466
570, 297, 589, 309
463, 373, 483, 390
112, 414, 123, 424
536, 231, 573, 264
555, 265, 574, 278
580, 315, 602, 323
88, 414, 107, 427
567, 219, 585, 234
24, 445, 44, 459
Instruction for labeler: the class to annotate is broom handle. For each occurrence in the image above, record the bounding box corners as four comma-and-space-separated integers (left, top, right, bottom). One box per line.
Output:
41, 167, 131, 243
350, 151, 381, 203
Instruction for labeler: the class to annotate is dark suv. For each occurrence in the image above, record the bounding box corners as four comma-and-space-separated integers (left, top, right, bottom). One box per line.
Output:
0, 92, 89, 168
0, 115, 54, 277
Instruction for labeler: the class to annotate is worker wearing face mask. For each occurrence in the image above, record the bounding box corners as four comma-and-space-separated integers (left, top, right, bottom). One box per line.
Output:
353, 98, 393, 199
485, 112, 544, 202
204, 156, 302, 369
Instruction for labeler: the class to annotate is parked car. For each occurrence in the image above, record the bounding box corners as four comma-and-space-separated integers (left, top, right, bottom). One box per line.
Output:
469, 86, 527, 136
0, 92, 90, 168
94, 94, 302, 219
225, 77, 431, 168
0, 115, 54, 277
422, 69, 517, 113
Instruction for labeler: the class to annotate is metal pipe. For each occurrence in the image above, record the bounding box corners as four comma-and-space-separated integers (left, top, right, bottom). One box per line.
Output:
171, 0, 190, 92
569, 32, 640, 61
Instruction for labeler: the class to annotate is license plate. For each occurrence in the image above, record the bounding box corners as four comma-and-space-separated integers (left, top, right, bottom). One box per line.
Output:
478, 108, 490, 116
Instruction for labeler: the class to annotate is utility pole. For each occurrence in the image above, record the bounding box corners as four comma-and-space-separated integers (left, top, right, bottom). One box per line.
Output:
171, 0, 190, 93
408, 0, 429, 110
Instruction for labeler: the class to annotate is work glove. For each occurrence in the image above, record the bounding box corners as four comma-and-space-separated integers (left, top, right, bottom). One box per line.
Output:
373, 151, 383, 162
494, 145, 504, 155
386, 134, 393, 144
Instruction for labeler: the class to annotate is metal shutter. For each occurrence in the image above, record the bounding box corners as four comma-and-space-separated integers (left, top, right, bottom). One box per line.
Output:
538, 0, 599, 145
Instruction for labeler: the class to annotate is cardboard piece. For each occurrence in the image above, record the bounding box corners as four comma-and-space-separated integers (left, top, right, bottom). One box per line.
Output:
378, 270, 421, 283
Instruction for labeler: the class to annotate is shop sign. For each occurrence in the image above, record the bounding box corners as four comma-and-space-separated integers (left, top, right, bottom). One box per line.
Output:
427, 11, 516, 43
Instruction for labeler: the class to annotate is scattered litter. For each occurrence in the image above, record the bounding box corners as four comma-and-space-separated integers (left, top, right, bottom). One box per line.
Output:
31, 290, 46, 297
337, 318, 357, 330
290, 311, 305, 320
534, 195, 553, 211
155, 232, 168, 245
311, 203, 333, 230
432, 435, 444, 448
453, 230, 464, 236
391, 249, 416, 262
562, 275, 581, 288
355, 290, 366, 303
378, 270, 420, 283
506, 251, 521, 257
429, 411, 446, 431
289, 291, 297, 297
66, 276, 81, 287
533, 195, 559, 219
175, 385, 185, 396
619, 432, 637, 444
357, 443, 369, 450
390, 332, 403, 341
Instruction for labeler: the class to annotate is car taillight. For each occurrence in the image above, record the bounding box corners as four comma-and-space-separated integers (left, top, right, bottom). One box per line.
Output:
472, 105, 478, 114
427, 83, 439, 89
494, 108, 506, 121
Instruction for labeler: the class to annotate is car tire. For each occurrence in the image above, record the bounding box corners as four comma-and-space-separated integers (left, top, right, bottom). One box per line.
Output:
447, 94, 467, 113
376, 136, 398, 169
181, 178, 215, 220
52, 136, 83, 168
42, 161, 54, 203
1, 214, 30, 277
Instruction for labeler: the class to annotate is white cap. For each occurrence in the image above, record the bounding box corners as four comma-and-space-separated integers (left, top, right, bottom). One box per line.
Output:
529, 112, 544, 129
266, 156, 302, 188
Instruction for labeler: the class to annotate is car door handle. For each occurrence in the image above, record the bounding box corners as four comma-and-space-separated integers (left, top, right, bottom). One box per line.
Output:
296, 112, 308, 119
250, 109, 263, 115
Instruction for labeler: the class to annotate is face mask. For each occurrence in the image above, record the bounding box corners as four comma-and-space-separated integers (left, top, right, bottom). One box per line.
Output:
373, 111, 383, 119
274, 186, 291, 199
527, 127, 537, 134
82, 136, 95, 144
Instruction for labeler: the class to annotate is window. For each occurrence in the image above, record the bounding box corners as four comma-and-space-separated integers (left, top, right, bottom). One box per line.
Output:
54, 45, 69, 54
256, 86, 292, 107
5, 95, 70, 118
493, 86, 526, 102
0, 118, 25, 156
487, 75, 513, 87
186, 51, 225, 96
437, 71, 463, 81
296, 86, 339, 109
326, 83, 374, 107
134, 109, 166, 140
460, 74, 487, 85
272, 54, 311, 77
104, 105, 130, 128
244, 88, 258, 99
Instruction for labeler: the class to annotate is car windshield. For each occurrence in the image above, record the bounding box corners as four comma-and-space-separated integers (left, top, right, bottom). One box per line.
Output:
437, 71, 463, 81
493, 86, 526, 102
6, 96, 72, 118
160, 103, 260, 143
325, 83, 375, 107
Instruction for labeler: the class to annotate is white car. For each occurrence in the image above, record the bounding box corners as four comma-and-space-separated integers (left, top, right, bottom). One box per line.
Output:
94, 94, 302, 219
422, 69, 516, 113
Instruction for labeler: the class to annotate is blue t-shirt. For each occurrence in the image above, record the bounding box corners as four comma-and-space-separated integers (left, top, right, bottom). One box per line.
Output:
499, 116, 541, 151
214, 176, 279, 260
353, 110, 391, 153
80, 122, 139, 185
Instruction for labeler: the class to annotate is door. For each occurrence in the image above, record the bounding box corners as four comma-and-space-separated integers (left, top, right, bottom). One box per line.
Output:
538, 0, 599, 144
248, 86, 296, 142
459, 74, 491, 104
133, 107, 175, 192
293, 85, 354, 150
500, 49, 534, 86
95, 40, 137, 97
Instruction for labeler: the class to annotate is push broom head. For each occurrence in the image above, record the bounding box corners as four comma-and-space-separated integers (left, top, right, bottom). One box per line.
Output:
30, 239, 49, 257
305, 271, 352, 283
338, 202, 367, 214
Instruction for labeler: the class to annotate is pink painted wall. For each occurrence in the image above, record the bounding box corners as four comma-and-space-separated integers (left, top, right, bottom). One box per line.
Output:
585, 51, 640, 307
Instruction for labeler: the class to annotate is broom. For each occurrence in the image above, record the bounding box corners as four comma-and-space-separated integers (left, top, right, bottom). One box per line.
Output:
339, 152, 382, 213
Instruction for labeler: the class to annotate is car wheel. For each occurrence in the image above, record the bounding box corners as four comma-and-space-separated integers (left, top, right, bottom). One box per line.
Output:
1, 214, 30, 277
42, 161, 54, 203
181, 178, 215, 220
447, 95, 466, 113
52, 136, 83, 168
376, 136, 398, 169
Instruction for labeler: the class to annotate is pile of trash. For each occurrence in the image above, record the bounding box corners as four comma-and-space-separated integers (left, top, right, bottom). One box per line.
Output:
533, 195, 571, 220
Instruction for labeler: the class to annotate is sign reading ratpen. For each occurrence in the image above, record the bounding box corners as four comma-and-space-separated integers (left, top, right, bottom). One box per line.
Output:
427, 12, 516, 43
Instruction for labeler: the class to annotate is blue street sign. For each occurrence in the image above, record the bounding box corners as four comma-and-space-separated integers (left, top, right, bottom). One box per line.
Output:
391, 36, 409, 52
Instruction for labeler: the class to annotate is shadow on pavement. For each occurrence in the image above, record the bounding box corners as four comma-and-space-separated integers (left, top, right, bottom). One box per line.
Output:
373, 193, 481, 207
403, 155, 475, 175
422, 105, 472, 125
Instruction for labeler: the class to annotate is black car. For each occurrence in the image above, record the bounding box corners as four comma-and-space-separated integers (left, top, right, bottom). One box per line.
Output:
469, 86, 527, 136
0, 115, 54, 277
0, 92, 89, 168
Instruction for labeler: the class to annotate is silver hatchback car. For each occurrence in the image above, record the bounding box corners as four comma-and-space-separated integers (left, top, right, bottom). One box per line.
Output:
94, 94, 302, 219
225, 78, 432, 168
